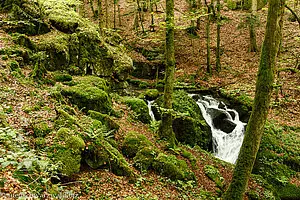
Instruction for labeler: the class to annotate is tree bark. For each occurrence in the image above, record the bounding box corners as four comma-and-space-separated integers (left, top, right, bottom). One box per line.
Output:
159, 0, 176, 147
249, 0, 258, 52
222, 0, 284, 199
216, 0, 221, 72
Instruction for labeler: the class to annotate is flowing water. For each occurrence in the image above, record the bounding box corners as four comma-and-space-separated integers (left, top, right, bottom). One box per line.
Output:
195, 95, 246, 164
147, 100, 156, 121
147, 95, 246, 164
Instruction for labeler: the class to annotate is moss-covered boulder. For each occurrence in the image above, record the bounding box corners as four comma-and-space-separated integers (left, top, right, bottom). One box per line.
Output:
124, 98, 151, 124
84, 139, 136, 177
142, 89, 160, 101
153, 153, 195, 181
133, 146, 160, 171
32, 0, 133, 81
61, 79, 112, 114
32, 121, 51, 137
88, 110, 120, 131
0, 106, 8, 128
54, 128, 85, 176
122, 131, 153, 158
154, 90, 212, 150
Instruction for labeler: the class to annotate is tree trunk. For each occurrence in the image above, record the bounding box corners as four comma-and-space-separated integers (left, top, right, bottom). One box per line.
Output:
205, 0, 211, 75
249, 0, 258, 52
216, 0, 221, 72
98, 0, 104, 34
222, 0, 285, 199
105, 0, 109, 28
113, 0, 116, 29
159, 0, 176, 147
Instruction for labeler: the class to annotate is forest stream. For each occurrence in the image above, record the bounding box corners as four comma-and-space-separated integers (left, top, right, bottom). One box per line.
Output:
148, 95, 246, 164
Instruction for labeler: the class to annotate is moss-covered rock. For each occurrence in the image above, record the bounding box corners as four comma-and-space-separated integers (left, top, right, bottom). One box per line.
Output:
133, 146, 160, 171
122, 131, 153, 158
204, 165, 224, 189
124, 98, 151, 124
84, 139, 136, 177
54, 128, 85, 176
88, 110, 120, 131
139, 89, 160, 101
31, 0, 133, 81
53, 72, 72, 82
32, 121, 51, 137
154, 90, 212, 150
61, 85, 112, 114
152, 153, 195, 181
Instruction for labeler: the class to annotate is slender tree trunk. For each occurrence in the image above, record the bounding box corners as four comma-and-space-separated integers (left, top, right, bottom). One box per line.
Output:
205, 0, 211, 75
89, 0, 96, 17
113, 0, 116, 29
137, 0, 145, 33
249, 0, 258, 52
216, 0, 221, 72
118, 4, 121, 26
222, 0, 285, 199
105, 0, 109, 28
150, 0, 155, 31
98, 0, 104, 34
159, 0, 176, 147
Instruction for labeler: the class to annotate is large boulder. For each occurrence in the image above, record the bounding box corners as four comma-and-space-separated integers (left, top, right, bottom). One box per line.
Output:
207, 108, 237, 133
154, 90, 212, 151
61, 76, 113, 114
54, 128, 85, 176
34, 0, 133, 81
124, 98, 151, 124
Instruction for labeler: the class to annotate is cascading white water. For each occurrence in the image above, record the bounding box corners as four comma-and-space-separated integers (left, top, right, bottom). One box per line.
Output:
147, 100, 156, 121
147, 95, 245, 164
195, 95, 246, 164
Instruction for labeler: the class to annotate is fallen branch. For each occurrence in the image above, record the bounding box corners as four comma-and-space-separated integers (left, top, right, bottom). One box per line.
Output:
278, 67, 299, 73
285, 4, 300, 28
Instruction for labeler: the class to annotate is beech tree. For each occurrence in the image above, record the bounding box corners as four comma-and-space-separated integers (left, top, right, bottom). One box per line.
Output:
159, 0, 176, 147
222, 0, 285, 199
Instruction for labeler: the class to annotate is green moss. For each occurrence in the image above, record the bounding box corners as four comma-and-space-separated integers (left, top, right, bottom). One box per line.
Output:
35, 137, 46, 148
61, 85, 112, 114
181, 149, 197, 167
53, 72, 72, 82
2, 55, 8, 60
32, 122, 51, 137
153, 153, 195, 181
141, 89, 159, 100
122, 131, 153, 158
55, 109, 77, 129
75, 76, 109, 92
124, 97, 151, 124
133, 146, 160, 171
11, 33, 36, 50
277, 183, 300, 200
54, 127, 85, 176
88, 110, 120, 130
154, 90, 212, 150
66, 135, 85, 152
204, 165, 224, 189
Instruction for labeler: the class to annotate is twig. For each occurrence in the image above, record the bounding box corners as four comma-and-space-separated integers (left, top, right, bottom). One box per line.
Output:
285, 4, 300, 28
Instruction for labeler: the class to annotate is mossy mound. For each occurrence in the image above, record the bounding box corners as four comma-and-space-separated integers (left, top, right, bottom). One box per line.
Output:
53, 72, 72, 82
61, 80, 112, 114
153, 153, 195, 181
54, 128, 85, 176
88, 110, 120, 131
124, 98, 151, 124
140, 89, 160, 101
154, 90, 212, 150
122, 132, 153, 158
32, 0, 133, 80
32, 121, 51, 137
84, 139, 136, 177
133, 146, 160, 171
204, 165, 224, 190
253, 123, 300, 199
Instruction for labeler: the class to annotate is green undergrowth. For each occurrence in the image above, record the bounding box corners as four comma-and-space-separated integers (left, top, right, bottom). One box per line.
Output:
253, 122, 300, 199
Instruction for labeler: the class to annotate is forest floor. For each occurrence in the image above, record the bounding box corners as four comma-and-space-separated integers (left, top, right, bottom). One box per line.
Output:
0, 0, 299, 199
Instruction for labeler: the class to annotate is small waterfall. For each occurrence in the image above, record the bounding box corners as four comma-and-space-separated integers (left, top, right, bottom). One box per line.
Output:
195, 95, 246, 164
147, 95, 245, 164
147, 100, 156, 121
